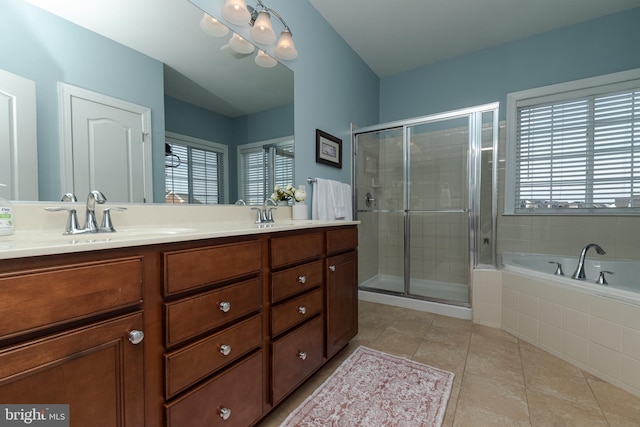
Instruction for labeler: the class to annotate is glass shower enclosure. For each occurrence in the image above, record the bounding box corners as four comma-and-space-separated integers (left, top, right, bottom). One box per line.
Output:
354, 103, 498, 307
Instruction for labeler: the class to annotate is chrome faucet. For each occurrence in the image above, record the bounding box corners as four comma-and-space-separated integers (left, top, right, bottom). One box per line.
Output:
84, 190, 107, 233
571, 243, 606, 280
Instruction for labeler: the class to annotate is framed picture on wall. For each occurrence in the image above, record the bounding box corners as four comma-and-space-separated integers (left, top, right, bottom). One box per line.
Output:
316, 129, 342, 168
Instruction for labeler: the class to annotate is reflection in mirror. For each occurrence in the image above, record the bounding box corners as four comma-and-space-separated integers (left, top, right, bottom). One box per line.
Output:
0, 0, 293, 204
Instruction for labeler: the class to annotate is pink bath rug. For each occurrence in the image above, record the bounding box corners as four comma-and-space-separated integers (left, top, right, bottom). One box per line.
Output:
280, 346, 454, 427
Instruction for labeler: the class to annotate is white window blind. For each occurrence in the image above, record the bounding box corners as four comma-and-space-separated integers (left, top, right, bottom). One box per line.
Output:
509, 72, 640, 213
165, 142, 225, 204
239, 140, 294, 204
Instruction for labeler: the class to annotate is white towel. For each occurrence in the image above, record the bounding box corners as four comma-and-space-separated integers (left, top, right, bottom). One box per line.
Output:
312, 178, 352, 221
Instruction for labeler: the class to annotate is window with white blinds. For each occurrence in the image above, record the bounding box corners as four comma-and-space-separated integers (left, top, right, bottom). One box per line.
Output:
506, 69, 640, 214
238, 139, 294, 204
165, 134, 227, 204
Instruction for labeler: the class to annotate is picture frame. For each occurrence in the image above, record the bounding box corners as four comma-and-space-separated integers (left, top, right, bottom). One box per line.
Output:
316, 129, 342, 168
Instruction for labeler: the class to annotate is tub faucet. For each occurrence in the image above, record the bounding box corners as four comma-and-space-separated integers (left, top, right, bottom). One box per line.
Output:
571, 243, 606, 280
85, 190, 107, 233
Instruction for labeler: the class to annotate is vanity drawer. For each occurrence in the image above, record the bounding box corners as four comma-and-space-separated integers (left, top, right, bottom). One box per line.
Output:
165, 351, 263, 427
326, 226, 358, 255
271, 260, 323, 303
272, 316, 324, 403
271, 288, 323, 337
165, 315, 262, 399
164, 277, 262, 347
163, 240, 262, 295
270, 232, 323, 269
0, 257, 143, 340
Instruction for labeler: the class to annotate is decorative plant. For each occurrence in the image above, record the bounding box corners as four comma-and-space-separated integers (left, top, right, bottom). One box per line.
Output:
271, 184, 306, 203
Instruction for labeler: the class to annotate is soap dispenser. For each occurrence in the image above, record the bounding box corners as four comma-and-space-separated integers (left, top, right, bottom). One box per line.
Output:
0, 184, 14, 236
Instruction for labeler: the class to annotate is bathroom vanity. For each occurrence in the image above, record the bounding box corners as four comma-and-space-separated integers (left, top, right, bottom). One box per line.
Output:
0, 204, 358, 426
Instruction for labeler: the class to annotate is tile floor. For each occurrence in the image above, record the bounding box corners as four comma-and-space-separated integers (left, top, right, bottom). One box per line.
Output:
259, 300, 640, 426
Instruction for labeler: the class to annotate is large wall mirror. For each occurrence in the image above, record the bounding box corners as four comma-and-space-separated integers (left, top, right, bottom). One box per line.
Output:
0, 0, 294, 204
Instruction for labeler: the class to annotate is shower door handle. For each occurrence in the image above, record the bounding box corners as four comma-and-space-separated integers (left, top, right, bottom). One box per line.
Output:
365, 192, 376, 207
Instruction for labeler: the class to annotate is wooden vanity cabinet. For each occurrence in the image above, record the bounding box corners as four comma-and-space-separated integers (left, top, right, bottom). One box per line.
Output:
162, 238, 265, 427
0, 224, 358, 426
0, 253, 146, 427
326, 227, 359, 358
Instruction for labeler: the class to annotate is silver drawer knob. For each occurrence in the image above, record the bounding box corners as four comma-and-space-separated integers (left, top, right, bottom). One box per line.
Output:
298, 275, 306, 284
219, 407, 231, 420
219, 301, 231, 313
298, 306, 307, 315
329, 265, 336, 272
220, 344, 232, 356
298, 351, 307, 360
128, 330, 144, 345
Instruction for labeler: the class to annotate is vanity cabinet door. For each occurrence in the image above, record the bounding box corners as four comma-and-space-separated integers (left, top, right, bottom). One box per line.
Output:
326, 250, 358, 358
0, 312, 144, 427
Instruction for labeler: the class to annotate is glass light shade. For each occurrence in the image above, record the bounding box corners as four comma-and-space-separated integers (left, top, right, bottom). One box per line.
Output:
250, 11, 276, 44
221, 0, 250, 26
228, 33, 255, 54
255, 50, 277, 68
200, 14, 229, 37
274, 31, 297, 60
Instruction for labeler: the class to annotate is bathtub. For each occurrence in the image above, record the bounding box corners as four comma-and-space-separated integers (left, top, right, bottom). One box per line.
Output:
493, 251, 640, 398
501, 252, 640, 303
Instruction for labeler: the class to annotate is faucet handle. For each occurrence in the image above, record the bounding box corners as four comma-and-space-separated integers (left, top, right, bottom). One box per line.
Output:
45, 206, 86, 235
61, 193, 77, 202
100, 207, 127, 233
548, 261, 564, 276
266, 206, 277, 223
596, 270, 614, 285
251, 207, 263, 224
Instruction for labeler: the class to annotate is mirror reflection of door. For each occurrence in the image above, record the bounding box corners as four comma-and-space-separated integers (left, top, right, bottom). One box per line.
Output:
60, 83, 152, 203
0, 69, 38, 200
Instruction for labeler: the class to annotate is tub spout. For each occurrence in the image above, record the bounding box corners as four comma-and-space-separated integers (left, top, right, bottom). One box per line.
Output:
571, 243, 605, 280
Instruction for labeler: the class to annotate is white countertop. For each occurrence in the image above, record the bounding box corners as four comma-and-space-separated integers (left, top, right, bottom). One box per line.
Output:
0, 202, 358, 260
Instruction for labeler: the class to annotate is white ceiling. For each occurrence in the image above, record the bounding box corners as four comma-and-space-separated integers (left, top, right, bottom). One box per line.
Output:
309, 0, 640, 77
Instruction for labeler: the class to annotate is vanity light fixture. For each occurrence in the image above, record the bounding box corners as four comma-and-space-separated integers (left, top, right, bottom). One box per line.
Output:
228, 32, 255, 54
255, 49, 277, 68
200, 14, 229, 37
221, 0, 297, 61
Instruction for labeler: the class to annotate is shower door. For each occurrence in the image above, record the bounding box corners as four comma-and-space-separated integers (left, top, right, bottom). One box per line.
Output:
355, 105, 496, 307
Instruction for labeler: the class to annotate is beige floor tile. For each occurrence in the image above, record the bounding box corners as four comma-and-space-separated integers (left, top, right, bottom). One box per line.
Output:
258, 301, 640, 427
526, 388, 608, 426
464, 348, 525, 387
455, 372, 530, 425
413, 339, 468, 373
588, 377, 640, 422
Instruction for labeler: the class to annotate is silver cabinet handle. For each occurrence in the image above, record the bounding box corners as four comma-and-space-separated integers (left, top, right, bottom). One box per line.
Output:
128, 330, 144, 345
298, 351, 307, 361
219, 407, 231, 420
298, 275, 306, 284
219, 301, 231, 313
220, 344, 232, 356
329, 265, 336, 272
298, 306, 307, 315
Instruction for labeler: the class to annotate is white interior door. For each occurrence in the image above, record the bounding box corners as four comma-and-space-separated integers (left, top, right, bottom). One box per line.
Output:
60, 83, 152, 203
0, 69, 38, 200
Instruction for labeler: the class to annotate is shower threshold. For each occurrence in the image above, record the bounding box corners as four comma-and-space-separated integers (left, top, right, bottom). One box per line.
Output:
359, 274, 469, 305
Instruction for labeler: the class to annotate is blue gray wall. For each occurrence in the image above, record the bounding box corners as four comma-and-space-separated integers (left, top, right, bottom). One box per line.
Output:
380, 7, 640, 123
